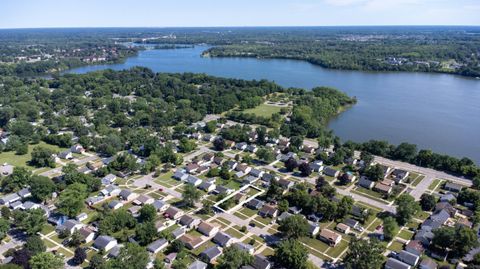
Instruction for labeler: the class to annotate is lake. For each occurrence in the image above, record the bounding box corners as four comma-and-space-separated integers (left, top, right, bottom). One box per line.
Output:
66, 45, 480, 163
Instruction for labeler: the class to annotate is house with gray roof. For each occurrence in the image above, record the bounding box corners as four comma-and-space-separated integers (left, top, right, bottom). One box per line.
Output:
17, 188, 31, 199
385, 258, 411, 269
253, 254, 271, 269
152, 199, 169, 212
0, 193, 20, 206
444, 182, 463, 192
119, 189, 138, 201
213, 231, 236, 247
173, 171, 189, 181
198, 181, 216, 192
188, 260, 208, 269
147, 238, 168, 254
233, 242, 255, 255
108, 200, 123, 210
246, 198, 264, 210
94, 235, 118, 252
323, 167, 340, 178
200, 246, 222, 263
398, 250, 419, 266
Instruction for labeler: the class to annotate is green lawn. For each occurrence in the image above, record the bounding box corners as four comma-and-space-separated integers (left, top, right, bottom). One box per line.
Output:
300, 237, 329, 252
397, 230, 414, 241
0, 142, 67, 169
326, 240, 349, 258
351, 188, 389, 204
242, 103, 282, 117
428, 179, 442, 191
239, 207, 258, 217
226, 227, 244, 238
411, 176, 425, 186
388, 241, 405, 252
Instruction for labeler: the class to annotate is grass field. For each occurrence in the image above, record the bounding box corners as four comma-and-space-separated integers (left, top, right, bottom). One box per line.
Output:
243, 103, 282, 117
0, 142, 67, 169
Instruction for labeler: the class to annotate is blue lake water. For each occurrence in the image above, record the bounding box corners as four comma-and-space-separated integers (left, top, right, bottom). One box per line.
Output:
66, 45, 480, 163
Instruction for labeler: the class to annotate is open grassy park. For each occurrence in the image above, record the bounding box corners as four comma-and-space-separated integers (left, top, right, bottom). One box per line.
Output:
243, 103, 283, 117
0, 142, 67, 169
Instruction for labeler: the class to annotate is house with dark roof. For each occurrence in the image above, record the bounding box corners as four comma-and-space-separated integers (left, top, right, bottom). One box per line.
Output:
213, 231, 236, 247
443, 182, 463, 193
392, 169, 409, 182
259, 204, 278, 218
358, 176, 375, 189
173, 171, 188, 181
385, 258, 411, 269
323, 167, 340, 178
398, 250, 419, 266
405, 240, 424, 256
198, 181, 216, 192
164, 206, 184, 220
246, 198, 264, 210
252, 254, 271, 269
94, 235, 117, 252
249, 169, 264, 178
179, 215, 201, 229
197, 221, 219, 237
200, 246, 222, 263
147, 238, 168, 254
119, 189, 138, 201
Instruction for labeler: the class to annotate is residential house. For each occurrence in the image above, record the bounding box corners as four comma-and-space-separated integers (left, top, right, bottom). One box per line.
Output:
235, 142, 248, 151
444, 182, 463, 193
253, 254, 271, 269
379, 165, 393, 178
188, 261, 208, 269
277, 212, 292, 223
132, 194, 154, 206
17, 188, 32, 199
398, 250, 420, 266
152, 199, 169, 212
100, 185, 121, 197
78, 227, 95, 243
278, 178, 294, 190
172, 227, 186, 239
86, 196, 104, 206
336, 223, 350, 234
76, 213, 88, 222
233, 242, 255, 255
226, 161, 238, 171
101, 174, 117, 185
119, 189, 138, 201
236, 164, 252, 174
259, 204, 278, 218
179, 234, 203, 250
385, 258, 411, 269
235, 171, 246, 179
302, 146, 315, 154
94, 235, 118, 252
309, 161, 324, 172
374, 182, 393, 194
197, 221, 220, 237
198, 181, 216, 193
164, 206, 184, 220
309, 223, 320, 236
249, 168, 264, 178
0, 193, 20, 206
345, 218, 359, 229
234, 193, 247, 204
213, 231, 236, 247
392, 169, 409, 183
70, 144, 85, 154
405, 240, 424, 256
186, 175, 203, 186
86, 160, 103, 171
246, 198, 264, 210
419, 258, 437, 269
261, 173, 278, 183
246, 144, 258, 153
224, 140, 235, 149
173, 171, 189, 181
186, 163, 200, 174
243, 176, 258, 185
200, 246, 222, 263
323, 167, 340, 178
58, 151, 73, 160
108, 200, 123, 210
358, 176, 375, 189
147, 238, 169, 254
0, 164, 14, 176
179, 215, 201, 229
214, 185, 234, 195
319, 229, 342, 247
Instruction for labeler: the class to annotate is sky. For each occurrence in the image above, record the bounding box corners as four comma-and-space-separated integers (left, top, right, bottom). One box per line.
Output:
1, 0, 480, 28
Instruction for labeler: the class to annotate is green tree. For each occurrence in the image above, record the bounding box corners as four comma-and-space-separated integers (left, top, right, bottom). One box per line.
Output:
420, 193, 437, 211
1, 167, 32, 193
30, 175, 56, 202
25, 235, 46, 255
135, 221, 157, 246
364, 164, 384, 181
218, 246, 253, 269
274, 239, 308, 269
178, 138, 196, 153
278, 215, 309, 239
73, 247, 87, 265
336, 196, 354, 219
382, 217, 399, 241
395, 194, 420, 225
56, 183, 88, 217
278, 199, 289, 213
13, 208, 46, 235
89, 253, 105, 269
343, 238, 385, 269
432, 226, 479, 257
107, 242, 149, 269
182, 184, 201, 207
30, 146, 56, 168
0, 218, 9, 240
139, 204, 156, 222
29, 252, 64, 269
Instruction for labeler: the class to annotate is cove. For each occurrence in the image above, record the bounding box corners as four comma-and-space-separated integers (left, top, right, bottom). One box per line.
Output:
65, 45, 480, 164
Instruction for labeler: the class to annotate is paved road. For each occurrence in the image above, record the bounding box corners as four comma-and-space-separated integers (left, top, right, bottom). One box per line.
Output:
0, 230, 26, 256
132, 173, 182, 199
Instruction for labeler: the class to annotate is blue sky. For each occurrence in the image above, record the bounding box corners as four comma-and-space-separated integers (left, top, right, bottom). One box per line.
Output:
1, 0, 480, 28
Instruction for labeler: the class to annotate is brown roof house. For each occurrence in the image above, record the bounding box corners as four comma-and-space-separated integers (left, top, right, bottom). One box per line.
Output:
318, 229, 342, 247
